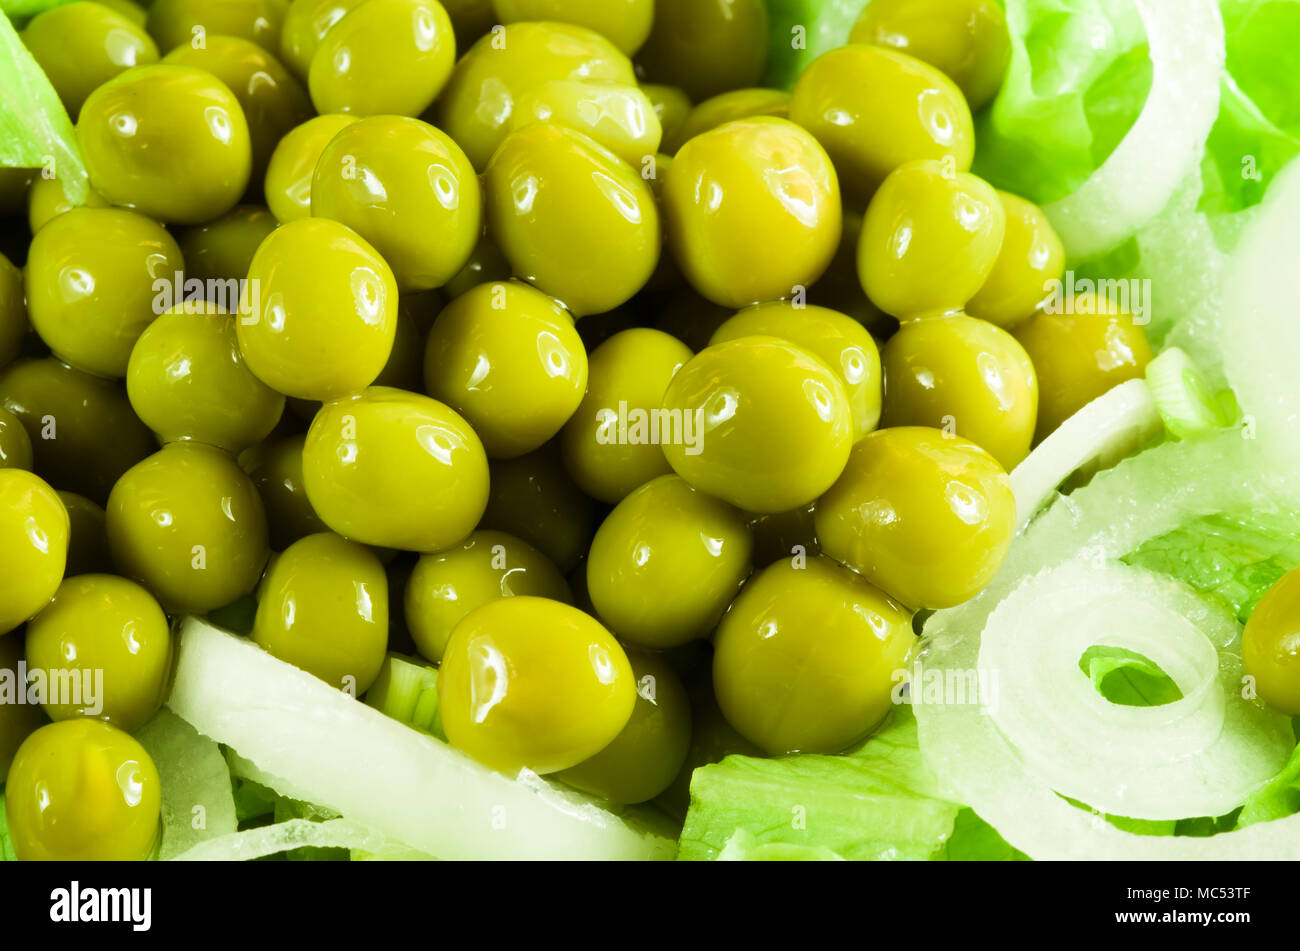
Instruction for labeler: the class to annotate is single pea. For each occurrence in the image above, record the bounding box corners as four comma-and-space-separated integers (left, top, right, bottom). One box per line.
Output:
850, 0, 1011, 111
789, 44, 975, 200
25, 574, 171, 732
106, 442, 270, 614
25, 207, 185, 379
146, 0, 289, 54
479, 441, 602, 575
815, 426, 1015, 610
1242, 566, 1300, 716
252, 532, 388, 693
177, 205, 279, 289
881, 313, 1038, 470
77, 65, 253, 226
3, 719, 161, 861
0, 358, 158, 505
0, 470, 69, 634
436, 20, 636, 171
674, 88, 791, 148
557, 649, 692, 804
302, 387, 489, 552
712, 302, 883, 441
127, 304, 286, 452
858, 159, 1006, 320
639, 0, 769, 102
0, 405, 33, 470
662, 117, 841, 309
561, 327, 692, 504
313, 116, 481, 292
0, 634, 45, 778
443, 232, 513, 300
506, 80, 663, 168
405, 529, 571, 662
1013, 295, 1155, 442
642, 83, 693, 155
661, 336, 854, 514
263, 114, 359, 224
56, 491, 113, 577
243, 434, 327, 549
163, 36, 312, 182
967, 192, 1068, 329
26, 177, 111, 235
237, 217, 399, 401
492, 0, 653, 55
587, 474, 752, 648
748, 504, 819, 569
484, 124, 660, 317
308, 0, 456, 117
98, 0, 148, 27
423, 281, 587, 458
439, 596, 636, 775
713, 556, 915, 755
440, 0, 494, 48
0, 251, 26, 369
21, 2, 159, 119
279, 0, 368, 80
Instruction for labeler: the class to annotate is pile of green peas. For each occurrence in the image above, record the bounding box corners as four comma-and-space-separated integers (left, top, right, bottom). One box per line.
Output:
0, 0, 1173, 861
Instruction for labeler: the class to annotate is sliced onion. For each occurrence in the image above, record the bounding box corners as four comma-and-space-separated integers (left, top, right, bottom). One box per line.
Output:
171, 818, 414, 862
1222, 155, 1300, 472
974, 561, 1290, 821
1044, 0, 1224, 258
1010, 379, 1162, 532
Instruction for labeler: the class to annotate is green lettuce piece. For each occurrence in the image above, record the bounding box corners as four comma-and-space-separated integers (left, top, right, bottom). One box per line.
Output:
973, 0, 1152, 205
1199, 0, 1300, 213
762, 0, 872, 89
937, 809, 1029, 860
0, 788, 14, 861
1078, 645, 1184, 706
1236, 742, 1300, 827
1121, 511, 1300, 623
678, 706, 1015, 860
0, 9, 87, 199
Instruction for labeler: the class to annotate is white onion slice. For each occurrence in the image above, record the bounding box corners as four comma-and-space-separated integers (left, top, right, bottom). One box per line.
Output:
1010, 379, 1162, 532
1044, 0, 1224, 258
974, 561, 1291, 821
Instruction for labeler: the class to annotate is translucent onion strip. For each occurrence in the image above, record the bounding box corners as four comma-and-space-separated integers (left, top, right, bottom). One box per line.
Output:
976, 561, 1291, 821
1044, 0, 1224, 258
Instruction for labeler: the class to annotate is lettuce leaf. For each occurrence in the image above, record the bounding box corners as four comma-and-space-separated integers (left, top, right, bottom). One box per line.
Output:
0, 9, 87, 200
678, 706, 1018, 860
762, 0, 872, 89
0, 788, 13, 861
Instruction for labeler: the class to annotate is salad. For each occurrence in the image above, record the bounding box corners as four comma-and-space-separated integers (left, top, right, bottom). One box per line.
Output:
1, 0, 1300, 863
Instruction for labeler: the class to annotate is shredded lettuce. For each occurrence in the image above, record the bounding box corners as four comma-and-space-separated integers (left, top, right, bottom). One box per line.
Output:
678, 706, 1019, 861
1122, 511, 1300, 623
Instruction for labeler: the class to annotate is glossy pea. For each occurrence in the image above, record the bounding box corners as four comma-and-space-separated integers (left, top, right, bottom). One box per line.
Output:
438, 596, 636, 775
0, 470, 69, 634
790, 44, 975, 200
713, 556, 915, 755
0, 252, 26, 369
858, 159, 1006, 320
25, 574, 172, 732
674, 88, 790, 148
3, 719, 161, 861
491, 0, 653, 56
1242, 566, 1300, 716
26, 178, 110, 236
815, 426, 1015, 610
506, 80, 663, 168
106, 442, 270, 614
177, 205, 279, 289
25, 207, 185, 379
56, 491, 113, 577
263, 113, 359, 224
76, 65, 253, 226
312, 116, 481, 292
0, 406, 33, 470
662, 117, 841, 309
237, 217, 399, 401
243, 434, 328, 550
642, 83, 692, 155
146, 0, 289, 54
252, 532, 389, 693
639, 0, 769, 102
587, 473, 753, 648
302, 387, 489, 552
660, 336, 854, 514
484, 124, 660, 317
279, 0, 367, 80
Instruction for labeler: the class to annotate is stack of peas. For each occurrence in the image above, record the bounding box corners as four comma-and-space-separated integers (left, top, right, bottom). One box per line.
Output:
0, 0, 1157, 860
